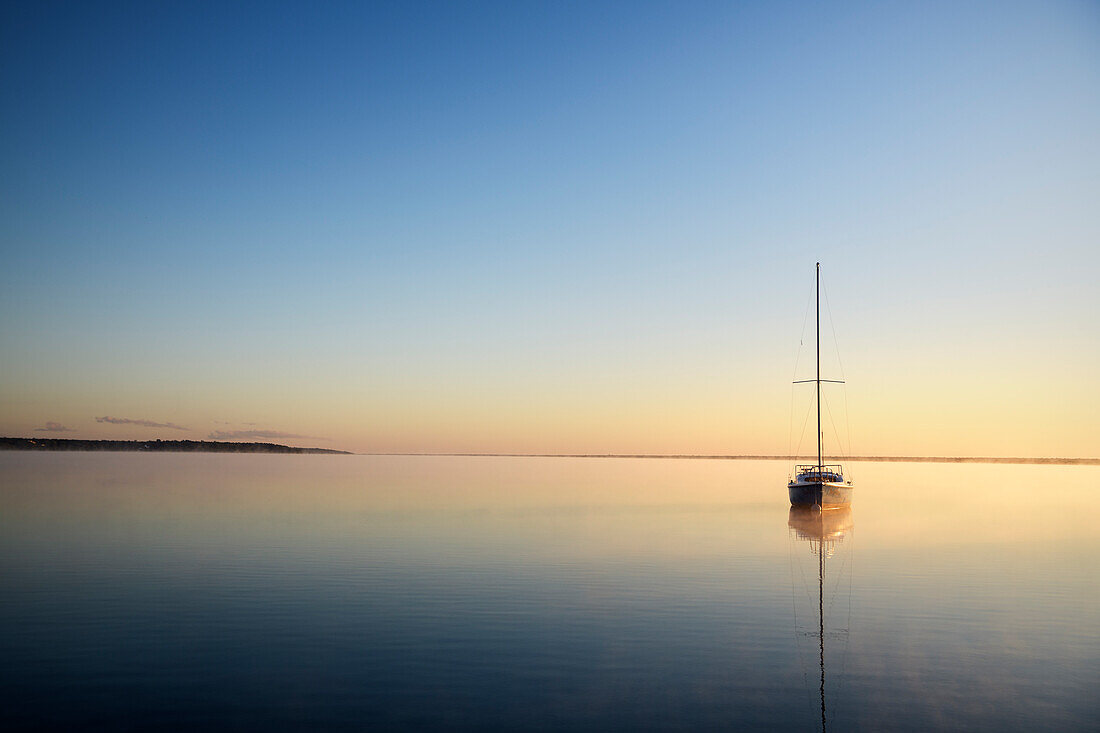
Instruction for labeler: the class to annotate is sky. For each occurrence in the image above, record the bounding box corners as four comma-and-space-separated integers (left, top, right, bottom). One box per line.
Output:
1, 0, 1098, 457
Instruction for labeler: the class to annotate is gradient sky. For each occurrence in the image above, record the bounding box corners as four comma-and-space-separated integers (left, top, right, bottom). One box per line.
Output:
1, 1, 1098, 456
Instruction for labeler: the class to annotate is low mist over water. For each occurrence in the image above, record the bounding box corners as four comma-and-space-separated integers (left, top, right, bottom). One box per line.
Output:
1, 454, 1096, 730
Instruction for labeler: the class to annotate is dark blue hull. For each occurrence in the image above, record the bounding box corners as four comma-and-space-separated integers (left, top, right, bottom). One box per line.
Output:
788, 481, 852, 508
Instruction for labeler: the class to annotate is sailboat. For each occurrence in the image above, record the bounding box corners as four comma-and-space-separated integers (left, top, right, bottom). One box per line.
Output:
788, 263, 853, 509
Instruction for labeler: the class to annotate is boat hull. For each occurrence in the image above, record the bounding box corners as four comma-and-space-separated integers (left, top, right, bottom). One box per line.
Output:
788, 481, 852, 509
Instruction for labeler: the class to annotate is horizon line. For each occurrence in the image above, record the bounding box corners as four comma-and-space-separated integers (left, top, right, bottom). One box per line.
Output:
361, 453, 1100, 466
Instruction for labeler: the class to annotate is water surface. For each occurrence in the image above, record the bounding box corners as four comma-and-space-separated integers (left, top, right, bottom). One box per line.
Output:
1, 454, 1096, 730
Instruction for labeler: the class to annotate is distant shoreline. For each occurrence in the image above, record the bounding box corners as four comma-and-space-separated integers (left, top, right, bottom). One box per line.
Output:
2, 440, 1094, 464
367, 453, 1100, 466
0, 438, 349, 455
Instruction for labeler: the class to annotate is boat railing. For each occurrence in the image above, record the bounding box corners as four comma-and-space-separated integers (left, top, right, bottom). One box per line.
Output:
793, 464, 845, 481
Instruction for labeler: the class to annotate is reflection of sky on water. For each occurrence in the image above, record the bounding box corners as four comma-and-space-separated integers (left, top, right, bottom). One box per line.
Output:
0, 454, 1097, 730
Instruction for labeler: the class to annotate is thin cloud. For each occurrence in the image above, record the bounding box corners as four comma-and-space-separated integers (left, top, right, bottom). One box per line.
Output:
34, 421, 76, 432
207, 429, 325, 442
96, 416, 189, 430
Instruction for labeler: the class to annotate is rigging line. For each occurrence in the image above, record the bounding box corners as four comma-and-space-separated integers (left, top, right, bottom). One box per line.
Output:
843, 533, 854, 677
788, 533, 811, 707
821, 390, 846, 462
788, 383, 796, 460
826, 550, 849, 616
823, 387, 853, 481
788, 534, 799, 625
848, 530, 854, 636
842, 387, 854, 482
789, 273, 815, 458
790, 524, 814, 602
820, 273, 854, 480
794, 390, 816, 460
792, 537, 818, 713
820, 274, 845, 381
790, 532, 816, 713
793, 272, 815, 380
834, 534, 855, 720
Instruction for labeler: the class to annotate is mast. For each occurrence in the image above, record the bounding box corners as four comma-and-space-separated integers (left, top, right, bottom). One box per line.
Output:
816, 262, 822, 471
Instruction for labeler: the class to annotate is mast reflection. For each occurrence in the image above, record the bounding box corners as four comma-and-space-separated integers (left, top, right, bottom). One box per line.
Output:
788, 507, 854, 733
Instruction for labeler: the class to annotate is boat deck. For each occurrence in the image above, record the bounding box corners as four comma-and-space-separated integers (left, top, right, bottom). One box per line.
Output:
792, 464, 845, 483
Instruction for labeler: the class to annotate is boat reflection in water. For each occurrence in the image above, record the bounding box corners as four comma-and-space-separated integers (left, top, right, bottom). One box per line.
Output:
788, 505, 854, 546
788, 506, 854, 733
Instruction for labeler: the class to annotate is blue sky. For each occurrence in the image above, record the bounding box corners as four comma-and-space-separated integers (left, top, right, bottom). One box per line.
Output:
2, 1, 1098, 455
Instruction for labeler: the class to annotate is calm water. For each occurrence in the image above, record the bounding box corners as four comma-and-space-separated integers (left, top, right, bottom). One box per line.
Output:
1, 454, 1097, 731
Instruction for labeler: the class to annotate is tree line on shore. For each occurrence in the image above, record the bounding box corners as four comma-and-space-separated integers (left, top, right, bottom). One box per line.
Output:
0, 437, 349, 454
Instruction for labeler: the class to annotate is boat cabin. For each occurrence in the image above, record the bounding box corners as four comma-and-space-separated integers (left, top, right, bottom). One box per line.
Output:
793, 464, 845, 483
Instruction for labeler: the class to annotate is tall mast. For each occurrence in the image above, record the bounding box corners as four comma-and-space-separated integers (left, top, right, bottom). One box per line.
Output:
816, 262, 822, 471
